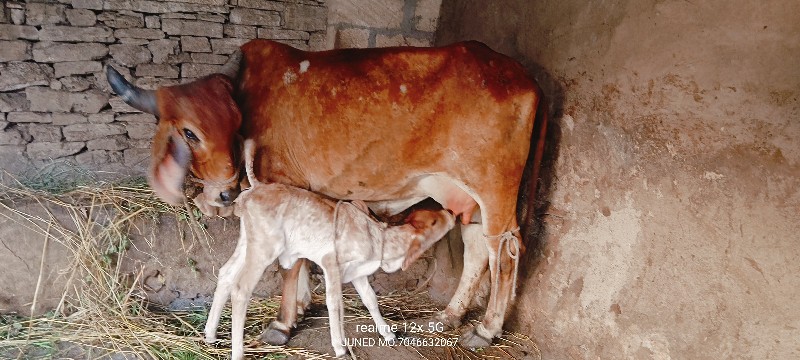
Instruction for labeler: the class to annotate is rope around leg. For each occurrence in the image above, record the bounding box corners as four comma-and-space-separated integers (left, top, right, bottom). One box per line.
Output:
485, 227, 521, 308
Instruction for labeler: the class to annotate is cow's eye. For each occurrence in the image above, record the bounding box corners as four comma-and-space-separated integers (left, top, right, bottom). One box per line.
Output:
183, 128, 199, 141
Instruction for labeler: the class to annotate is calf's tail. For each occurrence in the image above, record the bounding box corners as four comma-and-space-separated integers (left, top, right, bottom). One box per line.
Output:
243, 139, 258, 187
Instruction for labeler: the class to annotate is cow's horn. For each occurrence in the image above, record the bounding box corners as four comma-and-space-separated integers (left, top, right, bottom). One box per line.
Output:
106, 65, 159, 116
219, 49, 242, 79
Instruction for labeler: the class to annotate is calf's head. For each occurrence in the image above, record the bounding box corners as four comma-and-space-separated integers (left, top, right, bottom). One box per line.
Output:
402, 209, 456, 270
107, 53, 243, 207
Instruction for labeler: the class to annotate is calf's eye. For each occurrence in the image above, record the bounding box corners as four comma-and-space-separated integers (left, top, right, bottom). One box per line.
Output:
183, 128, 199, 141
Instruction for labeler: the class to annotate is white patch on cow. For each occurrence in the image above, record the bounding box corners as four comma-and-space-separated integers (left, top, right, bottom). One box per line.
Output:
283, 69, 297, 85
399, 84, 407, 94
299, 60, 310, 74
367, 197, 427, 217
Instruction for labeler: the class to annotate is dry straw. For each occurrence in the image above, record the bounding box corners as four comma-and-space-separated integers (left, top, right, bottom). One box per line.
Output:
0, 177, 539, 359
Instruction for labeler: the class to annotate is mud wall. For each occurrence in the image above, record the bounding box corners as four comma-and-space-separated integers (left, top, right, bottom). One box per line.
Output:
436, 0, 800, 358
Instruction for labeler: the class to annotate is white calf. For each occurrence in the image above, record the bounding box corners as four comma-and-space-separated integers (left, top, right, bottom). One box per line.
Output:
204, 140, 456, 358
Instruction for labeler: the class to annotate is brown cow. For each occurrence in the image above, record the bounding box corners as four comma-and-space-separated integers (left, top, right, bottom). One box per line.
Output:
107, 39, 546, 348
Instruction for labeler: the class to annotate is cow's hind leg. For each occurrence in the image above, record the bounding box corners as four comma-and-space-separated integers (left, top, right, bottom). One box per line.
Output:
262, 259, 310, 345
432, 222, 488, 330
460, 207, 523, 348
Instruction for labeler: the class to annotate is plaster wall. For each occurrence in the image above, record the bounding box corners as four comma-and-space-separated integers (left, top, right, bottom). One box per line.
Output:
436, 0, 800, 358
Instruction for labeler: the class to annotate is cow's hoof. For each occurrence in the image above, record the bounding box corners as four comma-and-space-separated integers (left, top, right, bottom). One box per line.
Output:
434, 311, 462, 330
459, 327, 494, 349
261, 322, 291, 345
203, 335, 216, 344
408, 311, 460, 332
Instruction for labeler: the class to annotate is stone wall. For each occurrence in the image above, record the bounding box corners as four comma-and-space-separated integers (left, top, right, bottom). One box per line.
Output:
0, 0, 327, 182
326, 0, 440, 48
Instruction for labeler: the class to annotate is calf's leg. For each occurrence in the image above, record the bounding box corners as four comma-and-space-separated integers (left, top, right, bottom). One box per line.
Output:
230, 241, 279, 360
320, 258, 347, 357
351, 276, 396, 344
205, 225, 249, 343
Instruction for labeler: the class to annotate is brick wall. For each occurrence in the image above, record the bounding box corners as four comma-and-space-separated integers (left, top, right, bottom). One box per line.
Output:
0, 0, 327, 182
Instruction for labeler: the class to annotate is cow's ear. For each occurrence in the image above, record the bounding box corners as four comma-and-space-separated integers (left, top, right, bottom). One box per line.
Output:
148, 122, 191, 205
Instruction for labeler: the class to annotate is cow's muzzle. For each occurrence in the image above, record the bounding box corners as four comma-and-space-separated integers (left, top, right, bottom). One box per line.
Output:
219, 189, 239, 206
190, 172, 241, 208
201, 184, 240, 208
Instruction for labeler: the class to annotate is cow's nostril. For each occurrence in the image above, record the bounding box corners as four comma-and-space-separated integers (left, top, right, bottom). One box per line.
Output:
220, 191, 232, 203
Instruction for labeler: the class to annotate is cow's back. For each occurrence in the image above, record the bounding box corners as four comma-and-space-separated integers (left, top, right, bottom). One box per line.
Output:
237, 40, 539, 202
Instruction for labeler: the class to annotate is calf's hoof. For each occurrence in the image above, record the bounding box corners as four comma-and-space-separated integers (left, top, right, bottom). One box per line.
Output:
383, 332, 397, 346
459, 326, 494, 349
203, 334, 217, 344
261, 321, 291, 345
333, 346, 349, 358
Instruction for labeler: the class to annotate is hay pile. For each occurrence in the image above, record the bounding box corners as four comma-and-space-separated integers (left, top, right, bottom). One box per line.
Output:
0, 178, 538, 359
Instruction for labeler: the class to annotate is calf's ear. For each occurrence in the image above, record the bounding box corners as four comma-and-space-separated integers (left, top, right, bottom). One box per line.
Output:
400, 237, 425, 271
350, 200, 370, 214
148, 122, 191, 205
401, 237, 423, 271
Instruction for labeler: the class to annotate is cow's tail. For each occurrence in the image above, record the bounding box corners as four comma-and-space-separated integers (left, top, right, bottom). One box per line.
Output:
243, 139, 258, 187
524, 88, 548, 236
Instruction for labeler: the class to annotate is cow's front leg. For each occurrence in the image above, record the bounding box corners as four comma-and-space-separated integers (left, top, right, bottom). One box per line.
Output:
262, 259, 312, 345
